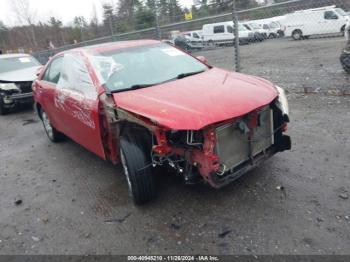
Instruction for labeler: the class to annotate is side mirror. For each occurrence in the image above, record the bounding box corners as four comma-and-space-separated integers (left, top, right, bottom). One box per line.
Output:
36, 66, 44, 77
196, 56, 208, 64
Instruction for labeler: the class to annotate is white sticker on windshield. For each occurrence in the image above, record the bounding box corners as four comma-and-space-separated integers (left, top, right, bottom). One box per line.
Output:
161, 48, 184, 57
19, 57, 31, 63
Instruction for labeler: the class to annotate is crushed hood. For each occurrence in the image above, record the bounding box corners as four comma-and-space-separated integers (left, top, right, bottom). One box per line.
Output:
113, 68, 278, 130
0, 66, 40, 82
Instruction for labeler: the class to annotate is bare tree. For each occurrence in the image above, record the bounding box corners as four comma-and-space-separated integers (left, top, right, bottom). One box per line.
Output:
9, 0, 38, 47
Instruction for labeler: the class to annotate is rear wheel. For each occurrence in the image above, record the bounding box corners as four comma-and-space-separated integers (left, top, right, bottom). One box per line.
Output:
120, 137, 156, 205
208, 40, 215, 47
292, 30, 303, 40
40, 109, 63, 142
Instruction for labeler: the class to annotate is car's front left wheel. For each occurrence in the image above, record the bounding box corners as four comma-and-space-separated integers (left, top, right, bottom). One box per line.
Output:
120, 137, 156, 205
340, 52, 350, 74
40, 109, 63, 142
0, 104, 9, 115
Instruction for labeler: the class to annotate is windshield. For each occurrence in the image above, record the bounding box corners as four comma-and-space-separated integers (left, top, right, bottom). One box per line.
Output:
244, 24, 252, 30
335, 8, 347, 16
89, 43, 208, 92
238, 24, 247, 31
0, 56, 40, 74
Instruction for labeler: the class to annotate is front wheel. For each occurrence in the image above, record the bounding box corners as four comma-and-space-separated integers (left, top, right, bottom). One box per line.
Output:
0, 102, 9, 115
340, 52, 350, 74
208, 40, 215, 47
120, 137, 156, 205
40, 109, 63, 142
268, 33, 276, 39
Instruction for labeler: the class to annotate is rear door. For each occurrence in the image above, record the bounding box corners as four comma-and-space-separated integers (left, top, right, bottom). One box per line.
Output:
36, 56, 64, 129
54, 53, 106, 159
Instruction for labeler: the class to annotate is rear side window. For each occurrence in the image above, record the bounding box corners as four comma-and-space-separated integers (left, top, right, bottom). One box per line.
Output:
42, 56, 63, 84
214, 25, 225, 34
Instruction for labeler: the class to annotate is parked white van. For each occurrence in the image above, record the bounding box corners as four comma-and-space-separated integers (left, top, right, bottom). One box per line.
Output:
202, 22, 254, 46
283, 6, 349, 40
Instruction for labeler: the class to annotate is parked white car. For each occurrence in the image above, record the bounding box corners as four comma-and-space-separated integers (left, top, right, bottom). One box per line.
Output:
243, 22, 269, 41
183, 30, 203, 44
202, 22, 254, 46
252, 17, 286, 38
283, 5, 349, 40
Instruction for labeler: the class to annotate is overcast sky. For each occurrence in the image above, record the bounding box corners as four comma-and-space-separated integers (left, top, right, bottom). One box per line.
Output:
0, 0, 194, 26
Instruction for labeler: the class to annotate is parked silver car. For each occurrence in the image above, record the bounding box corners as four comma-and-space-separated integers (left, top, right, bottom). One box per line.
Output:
0, 54, 41, 115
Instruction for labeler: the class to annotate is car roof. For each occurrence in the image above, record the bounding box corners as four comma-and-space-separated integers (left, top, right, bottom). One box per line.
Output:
70, 40, 161, 55
0, 53, 31, 59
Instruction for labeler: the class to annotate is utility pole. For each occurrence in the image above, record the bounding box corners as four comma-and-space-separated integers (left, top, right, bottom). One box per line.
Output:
232, 0, 241, 72
154, 0, 161, 40
109, 16, 114, 36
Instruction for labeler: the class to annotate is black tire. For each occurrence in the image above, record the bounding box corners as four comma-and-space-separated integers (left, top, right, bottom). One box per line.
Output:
341, 25, 345, 36
340, 53, 350, 74
120, 137, 156, 205
292, 30, 303, 40
268, 33, 276, 39
40, 108, 63, 142
208, 40, 215, 47
0, 101, 9, 115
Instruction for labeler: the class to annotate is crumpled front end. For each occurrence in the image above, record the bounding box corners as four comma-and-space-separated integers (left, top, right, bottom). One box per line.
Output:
151, 99, 291, 188
0, 81, 34, 109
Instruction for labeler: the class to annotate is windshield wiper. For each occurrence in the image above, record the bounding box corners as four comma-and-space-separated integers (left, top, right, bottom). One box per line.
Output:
110, 83, 156, 93
129, 84, 155, 90
176, 70, 205, 79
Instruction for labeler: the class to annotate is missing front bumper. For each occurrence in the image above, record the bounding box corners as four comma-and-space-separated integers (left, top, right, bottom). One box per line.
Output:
209, 146, 274, 188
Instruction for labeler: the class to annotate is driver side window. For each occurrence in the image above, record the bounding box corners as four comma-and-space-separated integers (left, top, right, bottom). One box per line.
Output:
324, 11, 338, 20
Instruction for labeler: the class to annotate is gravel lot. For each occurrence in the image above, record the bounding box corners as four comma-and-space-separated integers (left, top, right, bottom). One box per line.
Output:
0, 38, 349, 255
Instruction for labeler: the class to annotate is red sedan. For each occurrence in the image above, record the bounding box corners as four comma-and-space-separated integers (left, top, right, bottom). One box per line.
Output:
33, 40, 291, 205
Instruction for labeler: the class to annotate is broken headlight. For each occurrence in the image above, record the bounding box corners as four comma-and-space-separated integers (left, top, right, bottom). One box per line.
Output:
0, 83, 20, 94
275, 85, 289, 116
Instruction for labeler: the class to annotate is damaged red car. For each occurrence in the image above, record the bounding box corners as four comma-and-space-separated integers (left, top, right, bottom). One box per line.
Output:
33, 40, 291, 205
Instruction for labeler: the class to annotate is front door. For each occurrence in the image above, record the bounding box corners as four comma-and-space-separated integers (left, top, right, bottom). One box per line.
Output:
323, 10, 342, 34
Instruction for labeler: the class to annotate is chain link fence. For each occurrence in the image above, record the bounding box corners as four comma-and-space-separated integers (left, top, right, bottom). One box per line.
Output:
32, 0, 350, 94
